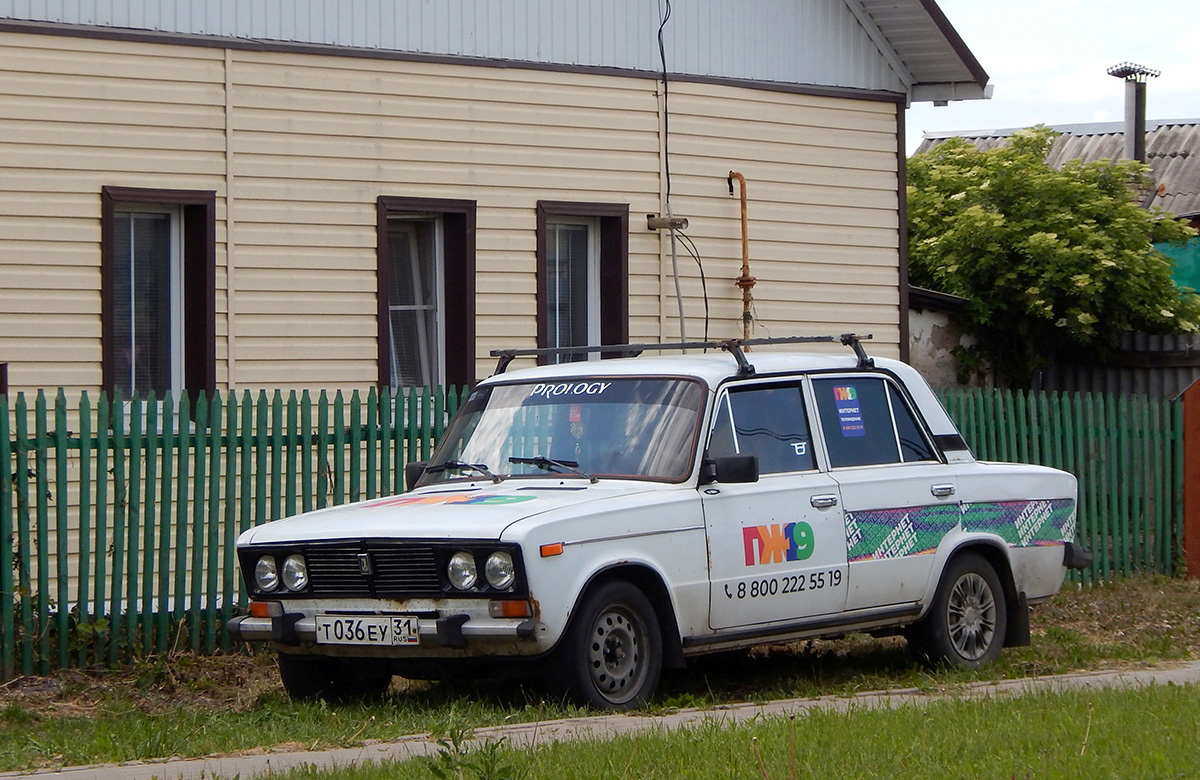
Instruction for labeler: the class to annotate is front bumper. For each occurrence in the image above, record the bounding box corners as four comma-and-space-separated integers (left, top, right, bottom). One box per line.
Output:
226, 612, 537, 649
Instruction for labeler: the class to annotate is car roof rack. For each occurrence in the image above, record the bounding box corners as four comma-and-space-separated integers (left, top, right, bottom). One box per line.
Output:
490, 333, 874, 377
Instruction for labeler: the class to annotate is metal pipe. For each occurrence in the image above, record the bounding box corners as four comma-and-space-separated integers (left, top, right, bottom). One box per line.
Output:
728, 171, 755, 340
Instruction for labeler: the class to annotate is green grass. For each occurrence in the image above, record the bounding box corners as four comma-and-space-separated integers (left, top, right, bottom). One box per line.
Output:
1, 575, 1198, 772
216, 684, 1200, 779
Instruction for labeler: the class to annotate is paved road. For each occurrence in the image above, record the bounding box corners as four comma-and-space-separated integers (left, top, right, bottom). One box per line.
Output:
9, 662, 1200, 780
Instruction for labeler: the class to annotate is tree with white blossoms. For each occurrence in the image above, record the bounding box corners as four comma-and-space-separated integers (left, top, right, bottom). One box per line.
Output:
907, 125, 1199, 388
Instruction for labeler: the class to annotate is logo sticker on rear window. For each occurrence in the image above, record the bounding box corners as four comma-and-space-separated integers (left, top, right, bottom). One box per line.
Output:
833, 385, 865, 438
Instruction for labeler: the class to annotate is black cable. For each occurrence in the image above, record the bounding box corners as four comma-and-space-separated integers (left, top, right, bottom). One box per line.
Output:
676, 230, 710, 345
658, 0, 672, 202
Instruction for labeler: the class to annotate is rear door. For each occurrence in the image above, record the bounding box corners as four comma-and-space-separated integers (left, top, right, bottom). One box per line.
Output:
702, 380, 847, 630
810, 375, 961, 611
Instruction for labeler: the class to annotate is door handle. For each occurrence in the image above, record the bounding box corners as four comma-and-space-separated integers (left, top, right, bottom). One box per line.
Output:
930, 483, 955, 497
810, 494, 839, 508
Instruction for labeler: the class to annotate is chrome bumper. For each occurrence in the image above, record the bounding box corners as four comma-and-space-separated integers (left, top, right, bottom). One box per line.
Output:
226, 613, 537, 648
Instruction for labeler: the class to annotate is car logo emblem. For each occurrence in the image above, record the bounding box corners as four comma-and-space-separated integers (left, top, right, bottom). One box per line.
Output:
357, 553, 372, 575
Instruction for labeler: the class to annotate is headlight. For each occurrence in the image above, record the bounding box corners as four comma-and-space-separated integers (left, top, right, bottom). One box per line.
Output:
281, 554, 308, 591
447, 551, 478, 590
485, 551, 515, 590
254, 555, 279, 592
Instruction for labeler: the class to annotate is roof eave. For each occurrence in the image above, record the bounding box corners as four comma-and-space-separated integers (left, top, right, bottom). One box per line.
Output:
910, 81, 993, 104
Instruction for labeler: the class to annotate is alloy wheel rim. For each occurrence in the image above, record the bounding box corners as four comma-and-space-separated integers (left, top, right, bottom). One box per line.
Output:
946, 572, 996, 661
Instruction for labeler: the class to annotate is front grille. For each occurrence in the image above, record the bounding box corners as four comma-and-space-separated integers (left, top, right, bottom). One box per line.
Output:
304, 542, 441, 597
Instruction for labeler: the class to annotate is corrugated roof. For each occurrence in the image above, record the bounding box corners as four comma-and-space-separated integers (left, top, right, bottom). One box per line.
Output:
914, 120, 1200, 218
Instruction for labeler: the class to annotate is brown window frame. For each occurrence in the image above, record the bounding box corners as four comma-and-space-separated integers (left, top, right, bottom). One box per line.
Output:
100, 186, 217, 399
376, 196, 477, 389
535, 201, 628, 363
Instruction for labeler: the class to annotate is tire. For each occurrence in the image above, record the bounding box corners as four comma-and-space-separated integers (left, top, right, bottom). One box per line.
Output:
550, 579, 663, 710
277, 653, 393, 702
908, 553, 1007, 670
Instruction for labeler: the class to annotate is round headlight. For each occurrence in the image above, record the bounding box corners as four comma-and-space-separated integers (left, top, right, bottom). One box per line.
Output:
447, 551, 478, 590
485, 551, 515, 590
254, 555, 279, 592
282, 554, 308, 591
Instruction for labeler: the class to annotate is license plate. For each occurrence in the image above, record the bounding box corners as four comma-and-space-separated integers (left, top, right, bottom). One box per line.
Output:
314, 615, 420, 646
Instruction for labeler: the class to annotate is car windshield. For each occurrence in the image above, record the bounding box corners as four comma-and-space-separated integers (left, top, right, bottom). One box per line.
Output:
421, 377, 706, 484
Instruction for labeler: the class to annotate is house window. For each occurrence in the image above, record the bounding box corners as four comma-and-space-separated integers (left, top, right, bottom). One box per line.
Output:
536, 202, 628, 364
101, 187, 216, 400
377, 197, 476, 389
544, 217, 600, 362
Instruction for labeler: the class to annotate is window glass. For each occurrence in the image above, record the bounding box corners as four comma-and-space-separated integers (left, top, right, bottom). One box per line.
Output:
112, 209, 179, 398
812, 377, 901, 468
387, 218, 441, 388
710, 384, 815, 474
545, 219, 598, 363
889, 383, 938, 462
426, 378, 705, 483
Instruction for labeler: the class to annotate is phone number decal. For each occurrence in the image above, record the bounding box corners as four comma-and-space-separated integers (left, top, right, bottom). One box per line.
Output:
723, 568, 844, 600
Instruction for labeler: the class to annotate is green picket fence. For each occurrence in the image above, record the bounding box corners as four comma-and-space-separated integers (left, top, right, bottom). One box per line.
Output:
0, 386, 465, 680
938, 388, 1184, 584
0, 385, 1186, 679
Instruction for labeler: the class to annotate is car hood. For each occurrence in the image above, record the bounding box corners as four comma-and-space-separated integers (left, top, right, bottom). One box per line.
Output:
236, 480, 665, 545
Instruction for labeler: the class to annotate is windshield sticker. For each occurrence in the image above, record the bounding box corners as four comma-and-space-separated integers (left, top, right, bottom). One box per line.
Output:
743, 521, 814, 566
361, 494, 537, 508
529, 382, 612, 399
832, 385, 865, 438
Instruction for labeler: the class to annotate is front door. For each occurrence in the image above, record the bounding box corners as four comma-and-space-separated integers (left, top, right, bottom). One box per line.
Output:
702, 381, 848, 630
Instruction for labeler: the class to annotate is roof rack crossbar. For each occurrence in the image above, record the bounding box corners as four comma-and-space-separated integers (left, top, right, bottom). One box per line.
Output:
489, 334, 873, 375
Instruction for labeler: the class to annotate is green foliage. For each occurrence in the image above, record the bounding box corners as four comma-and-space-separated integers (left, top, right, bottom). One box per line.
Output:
425, 728, 528, 780
907, 125, 1199, 387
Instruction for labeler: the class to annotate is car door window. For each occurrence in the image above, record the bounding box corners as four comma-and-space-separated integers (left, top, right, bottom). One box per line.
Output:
708, 383, 815, 474
813, 377, 936, 468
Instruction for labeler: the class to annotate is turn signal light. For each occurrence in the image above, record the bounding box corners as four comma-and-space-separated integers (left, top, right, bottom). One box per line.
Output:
248, 601, 283, 618
540, 542, 564, 557
489, 600, 533, 618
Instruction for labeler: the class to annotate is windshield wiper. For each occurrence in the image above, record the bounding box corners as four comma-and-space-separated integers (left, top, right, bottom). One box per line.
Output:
424, 460, 502, 484
510, 456, 598, 484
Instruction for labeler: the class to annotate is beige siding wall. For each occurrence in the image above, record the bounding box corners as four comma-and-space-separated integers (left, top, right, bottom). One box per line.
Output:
0, 30, 901, 397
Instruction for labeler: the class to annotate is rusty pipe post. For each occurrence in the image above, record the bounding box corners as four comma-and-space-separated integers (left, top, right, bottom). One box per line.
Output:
728, 171, 755, 340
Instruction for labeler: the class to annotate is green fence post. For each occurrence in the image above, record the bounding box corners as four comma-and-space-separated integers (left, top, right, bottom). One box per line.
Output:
14, 393, 33, 675
378, 387, 391, 497
189, 394, 210, 653
333, 391, 346, 505
222, 391, 239, 649
205, 392, 223, 653
255, 391, 269, 523
317, 391, 330, 509
270, 390, 283, 522
75, 392, 93, 666
393, 388, 406, 493
366, 387, 378, 501
34, 391, 51, 673
124, 396, 144, 657
349, 389, 362, 504
140, 395, 159, 655
301, 390, 314, 513
172, 392, 191, 630
0, 393, 13, 679
93, 393, 110, 666
53, 389, 70, 669
239, 390, 254, 534
285, 391, 299, 518
156, 394, 176, 654
108, 392, 127, 666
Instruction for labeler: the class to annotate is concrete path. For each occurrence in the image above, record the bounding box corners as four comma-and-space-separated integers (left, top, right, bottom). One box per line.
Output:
9, 662, 1200, 780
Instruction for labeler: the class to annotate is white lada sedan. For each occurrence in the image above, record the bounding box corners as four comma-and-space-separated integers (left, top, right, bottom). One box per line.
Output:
227, 335, 1090, 710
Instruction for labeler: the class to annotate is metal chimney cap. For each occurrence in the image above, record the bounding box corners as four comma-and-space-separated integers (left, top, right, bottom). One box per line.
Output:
1107, 62, 1160, 81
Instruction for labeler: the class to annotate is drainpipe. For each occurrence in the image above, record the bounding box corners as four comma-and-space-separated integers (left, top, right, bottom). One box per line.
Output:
727, 171, 755, 340
1107, 62, 1159, 163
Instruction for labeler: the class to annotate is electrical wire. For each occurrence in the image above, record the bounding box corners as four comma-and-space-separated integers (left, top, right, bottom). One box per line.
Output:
657, 0, 673, 201
676, 230, 711, 345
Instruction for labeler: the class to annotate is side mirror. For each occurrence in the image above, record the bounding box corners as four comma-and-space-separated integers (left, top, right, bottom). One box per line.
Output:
405, 461, 429, 492
699, 454, 759, 485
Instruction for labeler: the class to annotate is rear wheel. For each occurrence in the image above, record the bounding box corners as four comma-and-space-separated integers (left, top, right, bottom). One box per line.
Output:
909, 553, 1007, 669
550, 580, 662, 710
277, 654, 393, 702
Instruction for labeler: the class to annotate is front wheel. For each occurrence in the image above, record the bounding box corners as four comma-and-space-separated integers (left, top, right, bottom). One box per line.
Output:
908, 552, 1007, 669
550, 579, 663, 710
